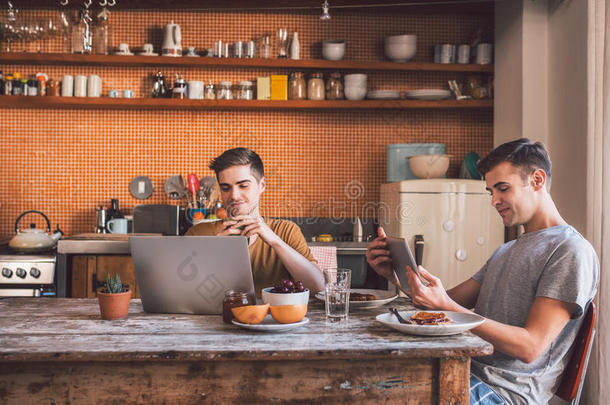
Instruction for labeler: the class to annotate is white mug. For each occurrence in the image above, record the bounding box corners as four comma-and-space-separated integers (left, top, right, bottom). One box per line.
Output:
187, 81, 204, 99
476, 43, 493, 64
87, 74, 102, 97
106, 218, 128, 234
123, 89, 134, 98
61, 75, 73, 97
74, 75, 87, 97
118, 43, 130, 54
142, 43, 154, 54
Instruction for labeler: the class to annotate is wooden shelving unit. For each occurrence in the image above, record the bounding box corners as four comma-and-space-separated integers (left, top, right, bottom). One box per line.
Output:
0, 52, 494, 73
0, 95, 493, 110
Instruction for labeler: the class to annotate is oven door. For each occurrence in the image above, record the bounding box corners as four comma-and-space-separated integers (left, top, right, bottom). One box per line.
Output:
336, 247, 388, 290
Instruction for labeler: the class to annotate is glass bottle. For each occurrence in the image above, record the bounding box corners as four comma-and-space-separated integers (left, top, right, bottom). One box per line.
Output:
325, 72, 344, 100
222, 290, 254, 324
288, 72, 306, 100
107, 198, 123, 221
216, 81, 233, 100
205, 80, 216, 99
237, 81, 253, 100
71, 9, 92, 54
307, 72, 325, 100
93, 8, 112, 55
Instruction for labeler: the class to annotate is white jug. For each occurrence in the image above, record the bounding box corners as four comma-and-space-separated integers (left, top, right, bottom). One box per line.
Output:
162, 21, 182, 57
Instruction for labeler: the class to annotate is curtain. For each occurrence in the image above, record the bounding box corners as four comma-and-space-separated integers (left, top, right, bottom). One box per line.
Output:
583, 0, 610, 403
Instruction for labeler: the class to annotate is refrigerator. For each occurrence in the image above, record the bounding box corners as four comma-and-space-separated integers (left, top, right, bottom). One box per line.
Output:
380, 179, 505, 289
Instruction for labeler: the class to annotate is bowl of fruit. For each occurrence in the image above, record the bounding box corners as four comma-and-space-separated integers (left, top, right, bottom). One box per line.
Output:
262, 279, 309, 306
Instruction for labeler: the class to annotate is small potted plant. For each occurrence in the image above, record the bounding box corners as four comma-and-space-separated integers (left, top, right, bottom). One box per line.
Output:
97, 273, 131, 320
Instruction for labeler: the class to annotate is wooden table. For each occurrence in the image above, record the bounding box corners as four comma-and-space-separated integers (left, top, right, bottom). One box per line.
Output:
0, 298, 492, 404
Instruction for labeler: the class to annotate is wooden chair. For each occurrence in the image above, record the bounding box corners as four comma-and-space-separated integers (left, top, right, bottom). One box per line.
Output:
555, 302, 596, 405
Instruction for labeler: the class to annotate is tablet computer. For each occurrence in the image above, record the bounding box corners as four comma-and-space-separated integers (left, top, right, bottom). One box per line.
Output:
385, 236, 419, 290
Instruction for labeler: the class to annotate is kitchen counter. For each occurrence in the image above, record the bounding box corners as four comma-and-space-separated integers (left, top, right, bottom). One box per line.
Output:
0, 297, 491, 403
57, 234, 370, 255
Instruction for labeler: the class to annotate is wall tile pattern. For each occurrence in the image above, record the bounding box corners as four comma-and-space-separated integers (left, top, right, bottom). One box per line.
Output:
0, 8, 493, 236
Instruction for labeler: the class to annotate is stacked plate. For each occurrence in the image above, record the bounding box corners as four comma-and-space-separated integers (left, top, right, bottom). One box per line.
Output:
404, 89, 452, 100
366, 90, 401, 100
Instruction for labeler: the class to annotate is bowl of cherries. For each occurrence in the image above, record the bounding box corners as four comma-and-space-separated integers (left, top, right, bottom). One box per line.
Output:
262, 279, 309, 306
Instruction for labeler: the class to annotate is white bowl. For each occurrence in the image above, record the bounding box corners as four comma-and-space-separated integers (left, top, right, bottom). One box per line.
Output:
385, 34, 417, 43
344, 73, 367, 84
408, 154, 451, 179
345, 86, 367, 100
262, 287, 310, 306
385, 42, 416, 62
322, 40, 346, 61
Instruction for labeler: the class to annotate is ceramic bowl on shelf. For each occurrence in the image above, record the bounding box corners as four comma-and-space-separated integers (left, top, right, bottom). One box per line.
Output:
322, 39, 346, 61
345, 85, 367, 100
261, 287, 310, 306
384, 42, 416, 62
408, 154, 451, 179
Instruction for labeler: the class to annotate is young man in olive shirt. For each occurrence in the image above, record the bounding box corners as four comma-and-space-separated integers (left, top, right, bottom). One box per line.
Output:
186, 148, 324, 296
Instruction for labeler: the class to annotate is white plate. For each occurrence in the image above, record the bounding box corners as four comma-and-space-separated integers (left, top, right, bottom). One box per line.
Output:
376, 310, 484, 336
404, 89, 451, 100
366, 90, 401, 100
137, 52, 159, 56
315, 288, 398, 308
232, 315, 310, 332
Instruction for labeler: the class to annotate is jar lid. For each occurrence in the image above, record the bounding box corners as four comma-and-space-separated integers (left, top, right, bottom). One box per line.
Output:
290, 71, 304, 76
219, 81, 233, 86
239, 80, 253, 86
310, 72, 323, 78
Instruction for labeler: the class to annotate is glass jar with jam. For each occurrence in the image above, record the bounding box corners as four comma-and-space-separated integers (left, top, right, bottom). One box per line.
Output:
307, 72, 325, 100
326, 72, 344, 100
288, 72, 306, 100
222, 290, 254, 324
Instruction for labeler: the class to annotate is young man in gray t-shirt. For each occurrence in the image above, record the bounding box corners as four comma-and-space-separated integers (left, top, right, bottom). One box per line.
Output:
367, 139, 599, 405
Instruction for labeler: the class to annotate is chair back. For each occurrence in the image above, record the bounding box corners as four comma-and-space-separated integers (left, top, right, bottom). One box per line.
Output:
555, 302, 596, 404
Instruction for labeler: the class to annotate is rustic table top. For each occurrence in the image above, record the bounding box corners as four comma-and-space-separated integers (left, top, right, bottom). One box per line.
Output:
0, 297, 492, 363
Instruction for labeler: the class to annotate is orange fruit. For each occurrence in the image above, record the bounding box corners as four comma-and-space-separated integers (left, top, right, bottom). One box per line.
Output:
216, 207, 228, 220
269, 304, 308, 324
193, 211, 205, 219
231, 304, 269, 324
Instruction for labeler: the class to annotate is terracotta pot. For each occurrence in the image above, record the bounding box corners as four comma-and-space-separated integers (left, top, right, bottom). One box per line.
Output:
97, 290, 131, 320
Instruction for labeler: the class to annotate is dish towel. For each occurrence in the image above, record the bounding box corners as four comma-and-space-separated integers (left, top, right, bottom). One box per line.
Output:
309, 246, 337, 271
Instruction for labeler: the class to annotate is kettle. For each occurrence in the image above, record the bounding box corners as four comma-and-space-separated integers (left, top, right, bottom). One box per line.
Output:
161, 21, 181, 57
9, 210, 63, 253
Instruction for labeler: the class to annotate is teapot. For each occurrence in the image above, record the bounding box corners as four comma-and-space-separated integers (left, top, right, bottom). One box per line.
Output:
161, 21, 181, 57
9, 211, 63, 253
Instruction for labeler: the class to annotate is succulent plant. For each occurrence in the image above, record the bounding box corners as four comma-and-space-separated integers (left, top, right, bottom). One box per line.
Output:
104, 273, 126, 294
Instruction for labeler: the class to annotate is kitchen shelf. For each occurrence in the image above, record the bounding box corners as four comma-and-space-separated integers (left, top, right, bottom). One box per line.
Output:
0, 95, 493, 110
0, 52, 494, 73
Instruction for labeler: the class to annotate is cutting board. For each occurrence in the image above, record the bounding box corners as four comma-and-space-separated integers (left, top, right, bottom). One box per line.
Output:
65, 233, 162, 241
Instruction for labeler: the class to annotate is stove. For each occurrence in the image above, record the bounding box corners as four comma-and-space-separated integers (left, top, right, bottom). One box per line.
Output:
0, 250, 58, 297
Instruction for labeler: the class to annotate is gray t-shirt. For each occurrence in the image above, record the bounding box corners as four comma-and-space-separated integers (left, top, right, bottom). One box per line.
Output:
471, 225, 599, 405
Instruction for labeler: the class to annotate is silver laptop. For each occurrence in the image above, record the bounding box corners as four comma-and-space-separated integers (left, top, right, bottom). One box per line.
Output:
130, 236, 255, 314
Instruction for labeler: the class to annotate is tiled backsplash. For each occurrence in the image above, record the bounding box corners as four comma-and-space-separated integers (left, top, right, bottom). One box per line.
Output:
0, 8, 493, 236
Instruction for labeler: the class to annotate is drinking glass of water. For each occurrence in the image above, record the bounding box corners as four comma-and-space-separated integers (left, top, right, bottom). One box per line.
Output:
323, 268, 351, 322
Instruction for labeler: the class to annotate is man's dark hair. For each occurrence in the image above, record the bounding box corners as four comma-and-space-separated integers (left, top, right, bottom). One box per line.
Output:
209, 148, 264, 181
477, 138, 552, 189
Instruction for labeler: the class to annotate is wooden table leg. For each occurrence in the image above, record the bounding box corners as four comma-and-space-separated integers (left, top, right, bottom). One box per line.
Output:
438, 357, 470, 405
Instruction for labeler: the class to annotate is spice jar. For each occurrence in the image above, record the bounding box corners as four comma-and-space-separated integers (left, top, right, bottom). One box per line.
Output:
237, 80, 253, 100
47, 79, 60, 96
288, 72, 306, 100
325, 72, 344, 100
205, 80, 216, 99
216, 81, 233, 100
222, 290, 254, 324
172, 75, 187, 99
307, 72, 325, 100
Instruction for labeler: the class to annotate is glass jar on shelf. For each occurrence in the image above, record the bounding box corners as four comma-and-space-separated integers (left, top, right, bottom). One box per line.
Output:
307, 72, 325, 101
216, 81, 233, 100
325, 72, 344, 100
237, 81, 253, 100
288, 72, 306, 100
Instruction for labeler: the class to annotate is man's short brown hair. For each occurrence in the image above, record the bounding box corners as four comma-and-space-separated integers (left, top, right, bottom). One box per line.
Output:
209, 148, 264, 181
477, 138, 552, 190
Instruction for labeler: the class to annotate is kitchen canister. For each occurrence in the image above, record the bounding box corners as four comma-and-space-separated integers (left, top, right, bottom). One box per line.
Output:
61, 75, 74, 97
74, 75, 87, 97
386, 143, 447, 182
